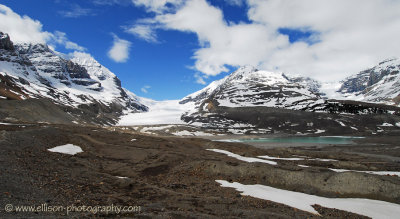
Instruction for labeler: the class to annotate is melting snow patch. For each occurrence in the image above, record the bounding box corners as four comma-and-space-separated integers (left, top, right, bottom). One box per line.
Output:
115, 176, 129, 179
379, 123, 393, 127
314, 129, 325, 134
329, 168, 400, 177
298, 165, 310, 168
207, 149, 277, 165
336, 121, 346, 127
131, 139, 137, 141
48, 144, 83, 155
350, 126, 358, 130
172, 130, 214, 136
258, 155, 337, 162
258, 155, 304, 161
216, 180, 400, 218
309, 158, 338, 162
214, 139, 241, 143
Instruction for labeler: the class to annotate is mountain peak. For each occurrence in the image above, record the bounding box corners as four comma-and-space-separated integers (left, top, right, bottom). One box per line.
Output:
0, 31, 148, 124
338, 57, 400, 106
0, 32, 14, 51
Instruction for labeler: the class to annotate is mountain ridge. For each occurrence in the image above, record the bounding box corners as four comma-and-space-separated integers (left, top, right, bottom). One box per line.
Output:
0, 32, 147, 125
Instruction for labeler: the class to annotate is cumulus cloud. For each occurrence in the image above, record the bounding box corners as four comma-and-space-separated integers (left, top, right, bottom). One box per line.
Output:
0, 4, 51, 44
108, 34, 131, 63
0, 4, 86, 53
245, 0, 400, 81
132, 0, 400, 82
141, 85, 151, 93
59, 4, 95, 18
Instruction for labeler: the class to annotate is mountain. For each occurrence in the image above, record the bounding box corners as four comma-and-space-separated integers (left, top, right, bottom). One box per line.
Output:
338, 58, 400, 106
180, 66, 325, 111
179, 65, 400, 135
0, 32, 147, 125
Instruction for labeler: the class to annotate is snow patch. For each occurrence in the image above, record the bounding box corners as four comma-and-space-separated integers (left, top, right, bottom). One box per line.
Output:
314, 129, 326, 134
258, 155, 304, 161
329, 168, 400, 177
48, 144, 83, 155
207, 149, 277, 165
216, 180, 400, 218
172, 130, 213, 136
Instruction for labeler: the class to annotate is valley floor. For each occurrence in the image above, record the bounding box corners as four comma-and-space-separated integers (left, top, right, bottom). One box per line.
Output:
0, 122, 399, 218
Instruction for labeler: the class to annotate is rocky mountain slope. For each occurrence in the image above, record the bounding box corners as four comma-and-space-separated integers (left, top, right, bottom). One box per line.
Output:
179, 66, 400, 135
0, 32, 147, 125
180, 66, 325, 111
338, 58, 400, 106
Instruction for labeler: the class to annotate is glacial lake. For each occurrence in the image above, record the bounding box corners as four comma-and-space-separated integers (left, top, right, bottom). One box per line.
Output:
219, 136, 365, 145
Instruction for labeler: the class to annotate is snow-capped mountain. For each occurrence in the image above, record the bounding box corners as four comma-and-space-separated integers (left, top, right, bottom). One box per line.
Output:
178, 65, 399, 134
0, 32, 147, 124
338, 58, 400, 106
180, 66, 324, 112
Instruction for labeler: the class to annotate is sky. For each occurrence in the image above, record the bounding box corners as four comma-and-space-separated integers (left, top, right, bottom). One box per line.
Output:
1, 0, 400, 100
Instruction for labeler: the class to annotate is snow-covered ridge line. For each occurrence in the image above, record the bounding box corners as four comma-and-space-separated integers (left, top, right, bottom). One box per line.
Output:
0, 32, 147, 121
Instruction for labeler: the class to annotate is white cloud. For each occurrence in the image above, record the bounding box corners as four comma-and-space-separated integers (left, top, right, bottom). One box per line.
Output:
0, 4, 86, 53
108, 34, 131, 63
141, 85, 151, 93
194, 72, 207, 85
225, 0, 244, 7
59, 4, 95, 18
0, 4, 51, 44
125, 24, 158, 42
245, 0, 400, 81
50, 31, 86, 51
92, 0, 131, 6
132, 0, 400, 82
132, 0, 184, 13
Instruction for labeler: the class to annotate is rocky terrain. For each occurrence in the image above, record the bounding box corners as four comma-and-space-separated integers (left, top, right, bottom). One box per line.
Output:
1, 122, 399, 218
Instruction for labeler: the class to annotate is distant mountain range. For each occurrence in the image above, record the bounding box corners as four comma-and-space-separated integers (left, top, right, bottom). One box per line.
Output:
179, 63, 399, 134
1, 31, 399, 129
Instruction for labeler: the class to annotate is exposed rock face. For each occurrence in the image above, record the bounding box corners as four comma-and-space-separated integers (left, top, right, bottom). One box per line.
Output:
338, 58, 400, 106
65, 60, 90, 79
0, 32, 147, 125
0, 32, 14, 51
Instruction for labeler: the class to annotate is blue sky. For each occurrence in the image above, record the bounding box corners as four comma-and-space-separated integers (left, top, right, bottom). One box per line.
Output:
1, 0, 400, 100
2, 0, 216, 99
